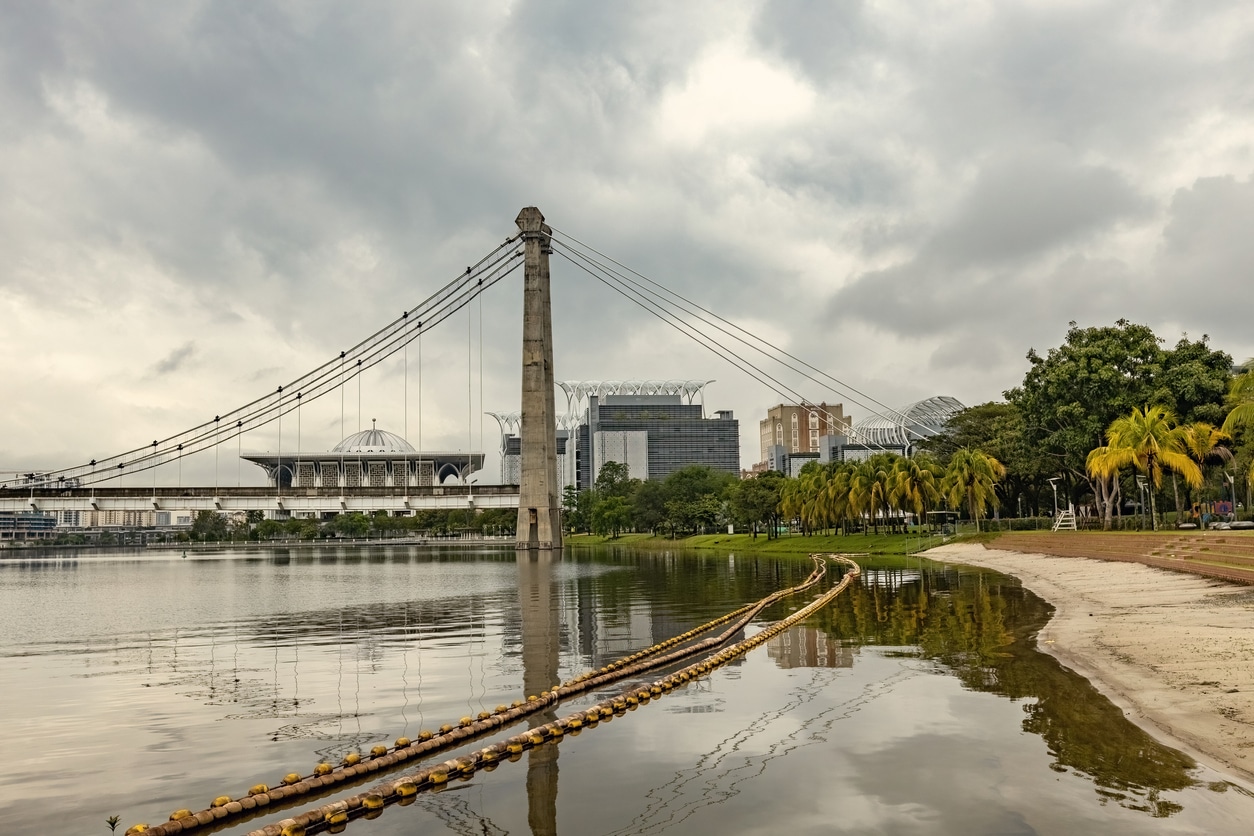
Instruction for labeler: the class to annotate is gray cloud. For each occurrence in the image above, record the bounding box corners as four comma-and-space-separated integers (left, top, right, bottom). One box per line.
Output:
3, 1, 1254, 472
150, 341, 196, 376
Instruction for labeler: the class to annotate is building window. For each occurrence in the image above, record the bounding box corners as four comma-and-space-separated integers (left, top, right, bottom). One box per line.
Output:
791, 414, 798, 425
809, 412, 819, 429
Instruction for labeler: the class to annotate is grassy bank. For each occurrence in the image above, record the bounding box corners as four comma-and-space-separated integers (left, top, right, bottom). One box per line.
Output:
565, 530, 974, 556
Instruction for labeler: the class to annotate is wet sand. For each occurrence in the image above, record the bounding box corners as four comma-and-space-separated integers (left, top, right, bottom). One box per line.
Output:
928, 543, 1254, 783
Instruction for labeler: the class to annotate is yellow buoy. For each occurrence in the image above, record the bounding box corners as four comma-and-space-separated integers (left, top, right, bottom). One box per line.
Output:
313, 763, 333, 776
395, 779, 418, 797
363, 793, 385, 810
459, 716, 473, 727
395, 736, 411, 748
507, 740, 524, 754
418, 730, 434, 741
248, 783, 269, 796
210, 795, 232, 808
325, 809, 348, 826
439, 724, 454, 734
168, 810, 193, 821
280, 822, 306, 836
429, 767, 449, 785
496, 704, 510, 713
370, 745, 388, 757
343, 752, 361, 766
124, 826, 149, 836
282, 772, 302, 786
477, 711, 491, 720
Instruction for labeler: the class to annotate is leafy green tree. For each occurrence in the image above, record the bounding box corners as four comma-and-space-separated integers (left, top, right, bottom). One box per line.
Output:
1153, 335, 1233, 425
1008, 321, 1231, 518
561, 485, 583, 533
191, 510, 228, 541
592, 495, 633, 538
1086, 406, 1201, 530
631, 480, 668, 535
729, 472, 783, 537
332, 512, 371, 538
943, 448, 1006, 532
594, 461, 635, 499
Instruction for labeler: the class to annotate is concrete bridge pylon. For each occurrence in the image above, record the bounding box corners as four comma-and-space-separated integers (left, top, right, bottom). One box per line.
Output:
515, 207, 562, 550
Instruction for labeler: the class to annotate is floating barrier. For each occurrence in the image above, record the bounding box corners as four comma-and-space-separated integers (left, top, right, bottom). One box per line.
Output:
235, 555, 860, 836
123, 556, 853, 836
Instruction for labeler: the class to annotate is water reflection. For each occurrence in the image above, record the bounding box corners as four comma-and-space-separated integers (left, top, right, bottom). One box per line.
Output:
519, 550, 560, 836
807, 563, 1199, 816
1, 548, 1240, 834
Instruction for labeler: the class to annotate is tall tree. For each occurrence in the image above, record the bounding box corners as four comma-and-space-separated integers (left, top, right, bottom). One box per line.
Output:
942, 448, 1006, 533
1007, 320, 1229, 522
1086, 406, 1202, 530
849, 454, 896, 534
891, 455, 943, 531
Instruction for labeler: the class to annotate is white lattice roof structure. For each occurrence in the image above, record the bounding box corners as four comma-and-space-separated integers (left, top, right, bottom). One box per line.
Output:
853, 396, 965, 448
557, 380, 713, 411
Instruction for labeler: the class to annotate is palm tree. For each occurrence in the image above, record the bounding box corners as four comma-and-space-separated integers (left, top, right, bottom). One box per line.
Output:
1086, 405, 1202, 530
821, 464, 855, 534
891, 455, 942, 532
779, 477, 807, 535
1175, 422, 1233, 516
942, 448, 1005, 533
849, 454, 896, 534
1222, 367, 1254, 434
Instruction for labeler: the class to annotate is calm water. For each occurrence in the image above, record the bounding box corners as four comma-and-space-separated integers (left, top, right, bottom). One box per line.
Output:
1, 545, 1251, 835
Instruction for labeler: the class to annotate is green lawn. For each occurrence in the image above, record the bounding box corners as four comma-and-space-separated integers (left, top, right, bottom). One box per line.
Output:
565, 529, 976, 556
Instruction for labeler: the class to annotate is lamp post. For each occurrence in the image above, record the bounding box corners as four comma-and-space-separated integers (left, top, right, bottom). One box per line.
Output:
1226, 472, 1238, 522
1047, 477, 1060, 517
1135, 475, 1147, 530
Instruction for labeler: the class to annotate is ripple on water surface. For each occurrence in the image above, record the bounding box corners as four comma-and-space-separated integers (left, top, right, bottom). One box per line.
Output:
1, 546, 1251, 835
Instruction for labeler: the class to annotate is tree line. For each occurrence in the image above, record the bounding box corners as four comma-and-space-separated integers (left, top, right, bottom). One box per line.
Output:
924, 319, 1253, 529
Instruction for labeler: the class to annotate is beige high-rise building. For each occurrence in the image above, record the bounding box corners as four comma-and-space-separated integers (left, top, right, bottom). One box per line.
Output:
758, 402, 849, 463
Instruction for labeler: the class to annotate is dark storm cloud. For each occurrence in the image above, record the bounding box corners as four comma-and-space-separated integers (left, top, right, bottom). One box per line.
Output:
829, 152, 1145, 336
4, 0, 1254, 464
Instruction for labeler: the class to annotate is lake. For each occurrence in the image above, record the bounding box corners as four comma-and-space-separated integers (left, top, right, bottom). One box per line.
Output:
1, 545, 1251, 835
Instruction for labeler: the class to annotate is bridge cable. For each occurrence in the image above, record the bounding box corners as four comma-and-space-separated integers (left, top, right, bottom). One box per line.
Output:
549, 228, 924, 436
552, 246, 896, 456
551, 235, 911, 448
16, 243, 523, 489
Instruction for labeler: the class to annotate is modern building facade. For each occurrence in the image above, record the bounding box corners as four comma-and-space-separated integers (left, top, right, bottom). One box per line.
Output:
576, 394, 739, 489
757, 396, 965, 473
759, 402, 850, 462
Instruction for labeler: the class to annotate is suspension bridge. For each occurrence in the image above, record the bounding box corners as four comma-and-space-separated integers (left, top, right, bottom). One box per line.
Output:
0, 206, 936, 545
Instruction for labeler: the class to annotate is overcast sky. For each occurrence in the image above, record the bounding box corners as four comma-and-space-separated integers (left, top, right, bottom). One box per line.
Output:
3, 1, 1253, 484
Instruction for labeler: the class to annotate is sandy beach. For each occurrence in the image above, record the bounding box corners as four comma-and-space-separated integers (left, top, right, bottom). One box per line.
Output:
929, 543, 1254, 784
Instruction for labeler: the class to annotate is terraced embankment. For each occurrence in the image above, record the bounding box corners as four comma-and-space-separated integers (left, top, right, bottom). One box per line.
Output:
992, 531, 1254, 584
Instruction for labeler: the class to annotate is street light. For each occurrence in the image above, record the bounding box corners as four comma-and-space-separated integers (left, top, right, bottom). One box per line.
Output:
1226, 472, 1238, 522
1047, 477, 1060, 517
1135, 475, 1147, 530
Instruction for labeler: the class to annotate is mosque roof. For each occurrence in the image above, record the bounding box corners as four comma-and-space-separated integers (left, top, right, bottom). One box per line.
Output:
331, 422, 417, 454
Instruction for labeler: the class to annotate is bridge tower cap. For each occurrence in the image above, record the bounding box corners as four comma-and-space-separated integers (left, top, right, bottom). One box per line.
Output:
515, 206, 546, 233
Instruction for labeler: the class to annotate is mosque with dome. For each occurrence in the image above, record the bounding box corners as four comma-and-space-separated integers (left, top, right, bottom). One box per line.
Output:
241, 420, 484, 490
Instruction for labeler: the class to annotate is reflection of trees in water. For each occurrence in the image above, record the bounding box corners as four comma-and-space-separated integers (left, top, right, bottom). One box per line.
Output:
812, 565, 1198, 816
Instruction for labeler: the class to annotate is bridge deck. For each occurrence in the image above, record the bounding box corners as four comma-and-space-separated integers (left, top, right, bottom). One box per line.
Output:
0, 485, 521, 514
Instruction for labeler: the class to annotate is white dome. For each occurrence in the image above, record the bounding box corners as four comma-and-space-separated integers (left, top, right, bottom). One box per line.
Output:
331, 424, 416, 454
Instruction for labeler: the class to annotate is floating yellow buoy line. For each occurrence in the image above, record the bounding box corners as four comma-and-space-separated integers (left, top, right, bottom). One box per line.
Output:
233, 555, 860, 836
123, 556, 855, 836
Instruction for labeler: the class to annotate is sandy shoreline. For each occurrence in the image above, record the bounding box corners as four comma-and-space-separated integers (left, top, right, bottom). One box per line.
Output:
928, 543, 1254, 784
